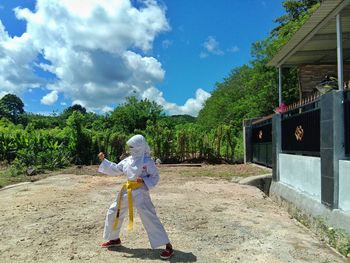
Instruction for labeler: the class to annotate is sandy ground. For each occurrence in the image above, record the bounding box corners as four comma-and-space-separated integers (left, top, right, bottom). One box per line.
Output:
0, 165, 347, 263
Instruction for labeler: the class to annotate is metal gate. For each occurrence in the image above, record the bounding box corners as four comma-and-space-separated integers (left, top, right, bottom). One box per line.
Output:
252, 117, 272, 167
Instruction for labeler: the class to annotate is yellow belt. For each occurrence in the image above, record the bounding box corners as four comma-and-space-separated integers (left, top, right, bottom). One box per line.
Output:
112, 180, 143, 231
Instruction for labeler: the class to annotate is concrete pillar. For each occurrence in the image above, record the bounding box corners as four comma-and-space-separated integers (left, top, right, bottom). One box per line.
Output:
279, 67, 283, 105
272, 114, 282, 182
336, 14, 344, 91
320, 90, 345, 208
243, 119, 253, 163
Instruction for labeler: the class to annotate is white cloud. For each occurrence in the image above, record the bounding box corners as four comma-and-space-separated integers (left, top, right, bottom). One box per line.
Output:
201, 36, 224, 57
102, 106, 113, 113
142, 87, 211, 116
0, 21, 43, 95
228, 45, 239, 53
0, 0, 170, 108
0, 0, 209, 115
41, 90, 58, 105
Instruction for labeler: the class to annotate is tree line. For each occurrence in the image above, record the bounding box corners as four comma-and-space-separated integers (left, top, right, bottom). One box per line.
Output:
0, 95, 243, 176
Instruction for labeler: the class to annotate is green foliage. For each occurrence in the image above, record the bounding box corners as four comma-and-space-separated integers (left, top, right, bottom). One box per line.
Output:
272, 0, 321, 38
234, 132, 244, 161
144, 119, 240, 163
197, 0, 321, 153
0, 125, 71, 173
66, 111, 94, 165
60, 104, 87, 121
25, 113, 61, 129
145, 118, 175, 161
291, 208, 350, 258
94, 130, 128, 162
0, 94, 25, 124
197, 65, 265, 131
110, 97, 163, 133
167, 115, 196, 125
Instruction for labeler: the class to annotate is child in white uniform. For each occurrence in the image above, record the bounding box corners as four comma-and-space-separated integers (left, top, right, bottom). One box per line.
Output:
98, 134, 174, 259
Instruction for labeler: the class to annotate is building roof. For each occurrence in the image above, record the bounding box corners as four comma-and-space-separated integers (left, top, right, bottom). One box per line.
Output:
268, 0, 350, 67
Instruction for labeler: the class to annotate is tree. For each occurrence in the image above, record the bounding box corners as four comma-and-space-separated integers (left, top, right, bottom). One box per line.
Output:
0, 94, 25, 124
25, 113, 61, 129
65, 104, 87, 114
66, 111, 93, 165
272, 0, 321, 36
60, 104, 87, 120
110, 97, 163, 133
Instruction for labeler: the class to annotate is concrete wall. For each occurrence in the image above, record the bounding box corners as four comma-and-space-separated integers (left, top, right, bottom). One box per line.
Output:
339, 160, 350, 212
270, 181, 350, 234
279, 153, 321, 200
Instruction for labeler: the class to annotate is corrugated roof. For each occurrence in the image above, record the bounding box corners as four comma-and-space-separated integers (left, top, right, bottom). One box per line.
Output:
268, 0, 350, 67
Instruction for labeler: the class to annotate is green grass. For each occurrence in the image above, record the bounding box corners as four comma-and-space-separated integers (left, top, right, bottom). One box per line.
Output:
172, 164, 271, 180
0, 165, 100, 189
291, 207, 350, 258
0, 170, 30, 188
0, 166, 57, 189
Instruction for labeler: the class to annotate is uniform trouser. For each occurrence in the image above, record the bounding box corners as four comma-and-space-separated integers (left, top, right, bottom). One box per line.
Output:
103, 188, 170, 249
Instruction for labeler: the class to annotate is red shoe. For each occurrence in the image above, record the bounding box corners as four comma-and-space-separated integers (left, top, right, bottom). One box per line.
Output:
101, 239, 121, 248
160, 247, 174, 259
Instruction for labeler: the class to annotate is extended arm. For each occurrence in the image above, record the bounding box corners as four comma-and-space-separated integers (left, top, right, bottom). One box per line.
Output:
98, 153, 124, 176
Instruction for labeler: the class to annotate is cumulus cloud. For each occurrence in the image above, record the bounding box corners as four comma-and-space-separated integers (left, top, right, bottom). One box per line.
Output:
41, 90, 58, 105
0, 21, 43, 95
200, 36, 224, 58
12, 0, 170, 109
142, 87, 211, 116
0, 0, 209, 115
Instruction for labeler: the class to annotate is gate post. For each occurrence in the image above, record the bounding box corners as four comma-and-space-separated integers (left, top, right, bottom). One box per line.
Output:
272, 114, 281, 182
243, 119, 253, 163
320, 90, 345, 208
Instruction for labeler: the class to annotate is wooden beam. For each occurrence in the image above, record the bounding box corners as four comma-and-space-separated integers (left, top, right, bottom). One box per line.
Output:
313, 32, 350, 40
294, 48, 350, 56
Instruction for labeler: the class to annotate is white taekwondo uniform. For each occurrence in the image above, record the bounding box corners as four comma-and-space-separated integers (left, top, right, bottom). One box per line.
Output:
98, 135, 170, 249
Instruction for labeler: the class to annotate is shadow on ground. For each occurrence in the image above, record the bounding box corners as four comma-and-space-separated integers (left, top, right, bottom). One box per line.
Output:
108, 246, 197, 262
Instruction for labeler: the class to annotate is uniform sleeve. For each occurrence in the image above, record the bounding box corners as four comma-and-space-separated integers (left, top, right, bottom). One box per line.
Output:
142, 160, 159, 190
98, 158, 124, 176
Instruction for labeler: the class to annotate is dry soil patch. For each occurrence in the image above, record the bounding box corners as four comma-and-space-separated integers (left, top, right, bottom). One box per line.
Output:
0, 165, 346, 263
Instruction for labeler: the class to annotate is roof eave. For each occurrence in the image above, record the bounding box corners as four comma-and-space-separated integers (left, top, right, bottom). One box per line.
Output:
267, 0, 350, 67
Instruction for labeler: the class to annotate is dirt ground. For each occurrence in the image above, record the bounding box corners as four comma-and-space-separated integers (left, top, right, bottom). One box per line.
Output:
0, 165, 347, 263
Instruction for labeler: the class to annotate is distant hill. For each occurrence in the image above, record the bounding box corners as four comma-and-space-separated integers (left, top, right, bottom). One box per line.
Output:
169, 114, 196, 124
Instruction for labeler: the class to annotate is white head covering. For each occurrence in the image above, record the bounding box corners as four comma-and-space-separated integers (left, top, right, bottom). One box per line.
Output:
126, 134, 150, 180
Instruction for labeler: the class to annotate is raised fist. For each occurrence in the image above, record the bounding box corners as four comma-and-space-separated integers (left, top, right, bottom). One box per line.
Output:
98, 152, 105, 161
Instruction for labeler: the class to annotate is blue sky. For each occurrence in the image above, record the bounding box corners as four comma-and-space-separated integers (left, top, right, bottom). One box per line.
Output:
0, 0, 284, 116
